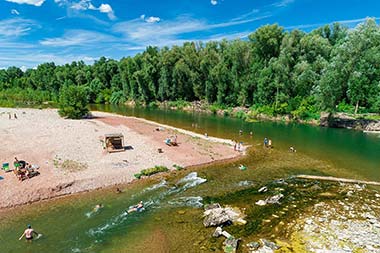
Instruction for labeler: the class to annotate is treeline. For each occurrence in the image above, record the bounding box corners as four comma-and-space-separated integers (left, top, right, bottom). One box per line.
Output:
1, 19, 380, 118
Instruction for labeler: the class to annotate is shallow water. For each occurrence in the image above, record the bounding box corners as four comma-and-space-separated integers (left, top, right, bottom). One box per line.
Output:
1, 105, 379, 253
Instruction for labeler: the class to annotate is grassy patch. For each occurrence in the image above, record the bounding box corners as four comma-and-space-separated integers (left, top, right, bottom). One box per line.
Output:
134, 165, 169, 179
60, 159, 88, 172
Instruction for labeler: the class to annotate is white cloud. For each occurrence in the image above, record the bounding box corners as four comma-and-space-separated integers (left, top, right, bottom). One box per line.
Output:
285, 17, 380, 30
273, 0, 295, 7
98, 4, 115, 20
139, 14, 160, 23
112, 14, 270, 51
211, 0, 217, 5
6, 0, 45, 6
11, 9, 20, 15
57, 0, 116, 20
0, 18, 38, 37
40, 29, 116, 47
145, 16, 160, 23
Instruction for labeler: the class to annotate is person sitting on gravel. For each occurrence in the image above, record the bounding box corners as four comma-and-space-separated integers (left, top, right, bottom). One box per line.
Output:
14, 157, 26, 169
165, 137, 171, 146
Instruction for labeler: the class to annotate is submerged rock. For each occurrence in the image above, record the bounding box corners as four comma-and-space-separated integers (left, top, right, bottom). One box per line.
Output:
255, 194, 284, 206
223, 236, 240, 253
246, 241, 260, 250
260, 239, 280, 250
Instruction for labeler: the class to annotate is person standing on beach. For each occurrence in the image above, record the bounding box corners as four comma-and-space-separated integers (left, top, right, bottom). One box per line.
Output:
19, 225, 40, 242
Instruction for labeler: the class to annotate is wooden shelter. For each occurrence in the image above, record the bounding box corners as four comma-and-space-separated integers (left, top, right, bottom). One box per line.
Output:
104, 133, 125, 153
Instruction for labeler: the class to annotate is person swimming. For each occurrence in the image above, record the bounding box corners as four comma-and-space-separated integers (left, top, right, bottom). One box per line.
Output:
127, 201, 144, 214
93, 204, 103, 212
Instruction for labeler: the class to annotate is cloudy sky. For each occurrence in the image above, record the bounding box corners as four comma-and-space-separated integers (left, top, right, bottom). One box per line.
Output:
0, 0, 379, 69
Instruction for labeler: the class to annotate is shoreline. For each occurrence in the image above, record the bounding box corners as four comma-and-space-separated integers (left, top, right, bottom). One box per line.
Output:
0, 108, 243, 210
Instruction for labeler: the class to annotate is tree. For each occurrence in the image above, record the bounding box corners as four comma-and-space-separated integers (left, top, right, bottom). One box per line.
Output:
58, 85, 89, 119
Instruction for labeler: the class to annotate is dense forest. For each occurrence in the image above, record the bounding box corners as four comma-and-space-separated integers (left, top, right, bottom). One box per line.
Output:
1, 19, 380, 119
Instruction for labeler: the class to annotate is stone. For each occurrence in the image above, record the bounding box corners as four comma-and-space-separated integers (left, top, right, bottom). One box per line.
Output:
255, 200, 267, 206
247, 241, 260, 250
205, 203, 221, 210
223, 236, 240, 253
213, 227, 223, 237
203, 208, 231, 227
266, 194, 284, 204
260, 239, 280, 250
258, 186, 268, 193
203, 206, 245, 227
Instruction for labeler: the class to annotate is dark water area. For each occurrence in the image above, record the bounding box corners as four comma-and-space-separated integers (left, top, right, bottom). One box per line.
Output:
1, 104, 379, 253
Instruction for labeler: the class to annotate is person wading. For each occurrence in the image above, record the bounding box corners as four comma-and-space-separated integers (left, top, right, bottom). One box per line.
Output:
19, 225, 41, 242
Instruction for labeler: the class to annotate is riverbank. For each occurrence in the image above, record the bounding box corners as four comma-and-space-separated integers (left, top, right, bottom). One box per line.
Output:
0, 108, 241, 209
133, 101, 380, 132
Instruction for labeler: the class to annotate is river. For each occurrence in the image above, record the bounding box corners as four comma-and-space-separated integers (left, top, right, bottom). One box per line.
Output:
0, 105, 379, 253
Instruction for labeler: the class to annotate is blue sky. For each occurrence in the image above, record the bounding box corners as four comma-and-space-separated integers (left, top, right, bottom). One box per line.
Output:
0, 0, 379, 69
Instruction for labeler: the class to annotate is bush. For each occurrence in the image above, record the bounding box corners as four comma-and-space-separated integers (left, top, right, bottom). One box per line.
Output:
173, 164, 184, 171
233, 110, 247, 120
336, 100, 355, 113
291, 97, 319, 120
140, 165, 169, 177
167, 100, 191, 110
58, 85, 89, 119
110, 91, 126, 104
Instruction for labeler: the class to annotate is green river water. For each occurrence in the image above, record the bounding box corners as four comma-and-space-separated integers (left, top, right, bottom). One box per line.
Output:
1, 105, 379, 253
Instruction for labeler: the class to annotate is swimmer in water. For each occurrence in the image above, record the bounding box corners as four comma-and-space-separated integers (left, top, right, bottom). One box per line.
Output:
93, 204, 103, 212
127, 201, 144, 213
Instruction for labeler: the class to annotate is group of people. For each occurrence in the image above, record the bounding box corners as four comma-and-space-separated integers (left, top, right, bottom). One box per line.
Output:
14, 157, 39, 181
233, 141, 243, 151
8, 112, 17, 120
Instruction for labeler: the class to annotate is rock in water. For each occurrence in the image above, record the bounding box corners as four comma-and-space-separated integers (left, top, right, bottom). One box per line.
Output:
255, 200, 267, 206
247, 241, 260, 250
223, 236, 240, 253
203, 206, 246, 227
260, 239, 280, 250
212, 227, 222, 237
266, 194, 284, 204
203, 207, 233, 227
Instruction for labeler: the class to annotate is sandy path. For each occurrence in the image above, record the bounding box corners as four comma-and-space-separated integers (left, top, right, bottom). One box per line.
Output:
0, 108, 240, 209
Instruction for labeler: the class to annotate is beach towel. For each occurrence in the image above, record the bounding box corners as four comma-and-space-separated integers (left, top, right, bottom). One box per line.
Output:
2, 163, 10, 172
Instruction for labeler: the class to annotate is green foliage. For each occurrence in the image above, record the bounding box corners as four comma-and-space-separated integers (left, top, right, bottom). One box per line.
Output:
291, 97, 319, 120
58, 85, 89, 119
1, 19, 380, 120
110, 91, 126, 105
251, 105, 275, 117
336, 100, 355, 113
148, 101, 159, 108
167, 100, 191, 109
173, 164, 184, 171
138, 166, 169, 178
233, 110, 247, 120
